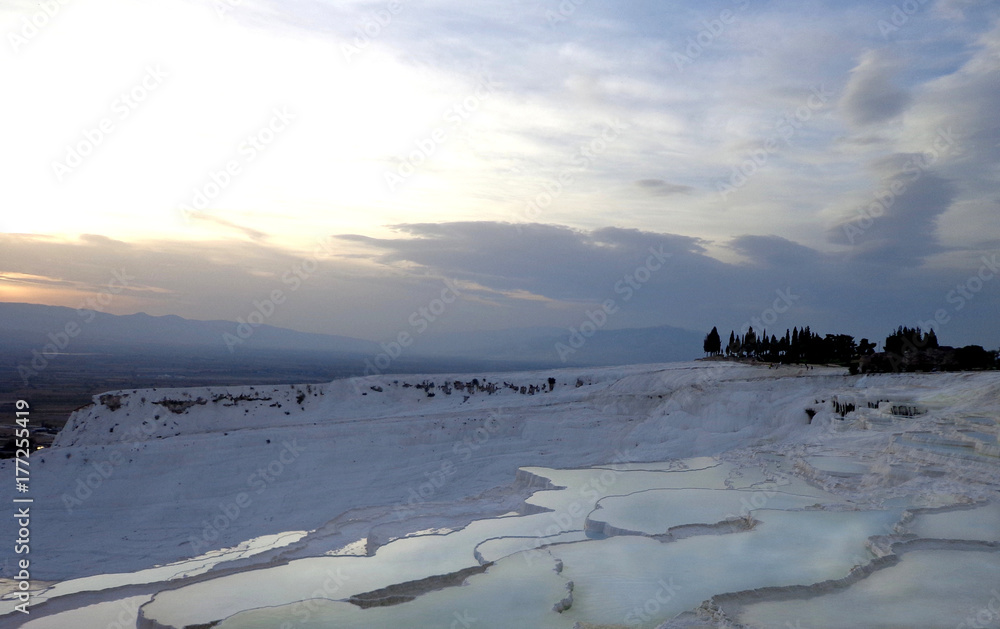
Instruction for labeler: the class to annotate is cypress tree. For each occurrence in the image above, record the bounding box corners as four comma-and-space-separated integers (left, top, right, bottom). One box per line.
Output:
703, 327, 722, 356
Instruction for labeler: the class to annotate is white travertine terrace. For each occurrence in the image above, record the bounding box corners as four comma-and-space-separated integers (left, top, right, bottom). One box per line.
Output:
1, 362, 996, 628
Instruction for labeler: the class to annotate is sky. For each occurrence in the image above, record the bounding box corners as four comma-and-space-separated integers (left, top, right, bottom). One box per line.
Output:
1, 0, 998, 348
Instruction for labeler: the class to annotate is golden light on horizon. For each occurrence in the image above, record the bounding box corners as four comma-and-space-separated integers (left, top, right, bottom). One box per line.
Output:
0, 272, 151, 314
0, 273, 86, 306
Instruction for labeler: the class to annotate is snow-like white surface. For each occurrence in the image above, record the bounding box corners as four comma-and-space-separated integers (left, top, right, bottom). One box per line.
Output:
19, 595, 151, 629
908, 502, 1000, 542
0, 361, 997, 628
587, 486, 829, 535
738, 549, 1000, 629
216, 547, 573, 629
560, 508, 907, 627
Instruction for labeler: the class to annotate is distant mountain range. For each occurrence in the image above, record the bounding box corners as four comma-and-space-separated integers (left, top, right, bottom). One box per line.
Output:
0, 302, 379, 355
0, 302, 703, 367
417, 325, 703, 366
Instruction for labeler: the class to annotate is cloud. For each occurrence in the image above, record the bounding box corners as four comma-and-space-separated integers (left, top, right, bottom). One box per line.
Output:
935, 0, 994, 21
729, 235, 822, 270
333, 222, 998, 346
183, 211, 270, 242
840, 50, 911, 127
634, 179, 694, 196
906, 23, 1000, 193
338, 222, 708, 302
826, 154, 958, 266
2, 223, 998, 348
836, 134, 890, 147
2, 1, 1000, 350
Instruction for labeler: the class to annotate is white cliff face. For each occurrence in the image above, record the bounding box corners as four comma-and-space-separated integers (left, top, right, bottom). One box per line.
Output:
2, 362, 998, 628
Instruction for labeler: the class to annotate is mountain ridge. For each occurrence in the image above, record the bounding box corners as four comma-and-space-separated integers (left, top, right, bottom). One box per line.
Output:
0, 302, 703, 366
